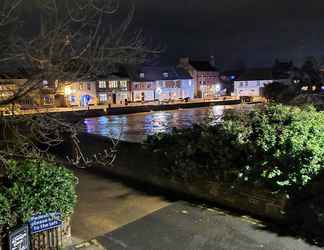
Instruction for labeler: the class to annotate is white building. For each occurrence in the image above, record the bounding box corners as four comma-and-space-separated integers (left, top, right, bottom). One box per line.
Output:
128, 66, 194, 102
234, 68, 288, 97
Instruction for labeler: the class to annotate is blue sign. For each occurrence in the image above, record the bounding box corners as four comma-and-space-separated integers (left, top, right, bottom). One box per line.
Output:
29, 212, 62, 234
9, 224, 29, 250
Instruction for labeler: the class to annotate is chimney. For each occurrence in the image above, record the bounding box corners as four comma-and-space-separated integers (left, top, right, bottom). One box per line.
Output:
210, 56, 216, 69
179, 57, 190, 67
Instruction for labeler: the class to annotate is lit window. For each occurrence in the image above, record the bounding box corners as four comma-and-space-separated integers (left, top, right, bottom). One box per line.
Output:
120, 80, 128, 88
70, 96, 76, 103
163, 72, 169, 78
43, 96, 52, 105
109, 81, 118, 88
99, 93, 107, 102
43, 80, 49, 88
79, 83, 83, 90
99, 81, 106, 88
140, 73, 145, 78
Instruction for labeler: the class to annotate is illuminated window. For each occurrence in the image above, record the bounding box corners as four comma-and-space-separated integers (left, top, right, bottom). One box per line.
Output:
120, 80, 128, 88
79, 83, 83, 90
163, 72, 169, 78
109, 81, 118, 88
43, 96, 52, 105
99, 81, 106, 88
99, 93, 107, 102
70, 96, 76, 103
140, 73, 145, 78
43, 80, 49, 88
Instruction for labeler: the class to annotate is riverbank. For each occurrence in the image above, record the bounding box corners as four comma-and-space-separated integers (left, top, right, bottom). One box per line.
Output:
14, 98, 249, 120
58, 133, 288, 222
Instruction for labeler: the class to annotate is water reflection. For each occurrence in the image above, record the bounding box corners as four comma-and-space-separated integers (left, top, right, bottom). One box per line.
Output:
84, 105, 236, 142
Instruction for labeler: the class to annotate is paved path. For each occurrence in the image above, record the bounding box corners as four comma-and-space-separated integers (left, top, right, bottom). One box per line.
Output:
71, 168, 170, 244
69, 168, 322, 250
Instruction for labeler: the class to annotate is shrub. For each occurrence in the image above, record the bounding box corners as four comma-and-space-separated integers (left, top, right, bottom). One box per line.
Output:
2, 159, 77, 225
242, 105, 324, 192
0, 192, 11, 226
146, 104, 324, 193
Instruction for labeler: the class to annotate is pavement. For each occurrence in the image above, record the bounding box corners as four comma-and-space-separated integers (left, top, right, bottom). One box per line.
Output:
68, 168, 323, 250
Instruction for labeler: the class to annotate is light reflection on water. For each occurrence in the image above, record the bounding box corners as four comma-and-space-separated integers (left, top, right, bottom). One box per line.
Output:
84, 105, 235, 142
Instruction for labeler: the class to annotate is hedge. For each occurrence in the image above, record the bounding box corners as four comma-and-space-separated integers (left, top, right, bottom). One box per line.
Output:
0, 159, 77, 230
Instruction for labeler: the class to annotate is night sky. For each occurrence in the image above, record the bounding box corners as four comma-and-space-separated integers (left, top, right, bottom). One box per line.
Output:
126, 0, 324, 69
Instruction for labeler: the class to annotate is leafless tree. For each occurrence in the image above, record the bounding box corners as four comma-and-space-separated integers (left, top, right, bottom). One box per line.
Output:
0, 0, 159, 167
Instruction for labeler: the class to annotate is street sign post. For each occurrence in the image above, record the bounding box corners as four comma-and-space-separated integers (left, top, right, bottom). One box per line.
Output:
9, 224, 29, 250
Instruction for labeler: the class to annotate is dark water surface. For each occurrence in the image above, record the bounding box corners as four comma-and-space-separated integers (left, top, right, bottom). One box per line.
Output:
84, 105, 247, 142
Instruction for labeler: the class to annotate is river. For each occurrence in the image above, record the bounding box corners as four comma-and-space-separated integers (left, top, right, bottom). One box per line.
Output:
84, 104, 249, 142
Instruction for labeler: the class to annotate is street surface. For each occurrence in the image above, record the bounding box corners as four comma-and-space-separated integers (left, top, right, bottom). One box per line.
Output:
70, 168, 322, 250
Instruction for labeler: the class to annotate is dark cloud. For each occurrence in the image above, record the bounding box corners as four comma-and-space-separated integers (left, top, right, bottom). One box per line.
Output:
125, 0, 324, 69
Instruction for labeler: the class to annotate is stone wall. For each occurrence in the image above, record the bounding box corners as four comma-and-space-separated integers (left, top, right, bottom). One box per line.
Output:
70, 133, 289, 221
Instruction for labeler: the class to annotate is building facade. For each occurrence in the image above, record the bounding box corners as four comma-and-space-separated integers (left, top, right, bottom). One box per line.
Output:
96, 74, 131, 105
128, 66, 194, 102
0, 73, 56, 109
178, 58, 220, 98
233, 68, 292, 97
55, 80, 97, 107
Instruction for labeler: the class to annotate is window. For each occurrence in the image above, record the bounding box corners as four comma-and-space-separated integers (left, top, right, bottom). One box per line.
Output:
240, 82, 243, 87
99, 81, 106, 88
43, 80, 49, 88
163, 72, 169, 78
140, 73, 145, 78
109, 81, 118, 88
79, 83, 83, 90
120, 80, 127, 88
147, 83, 151, 88
43, 96, 52, 105
70, 96, 76, 103
99, 93, 108, 102
87, 83, 91, 91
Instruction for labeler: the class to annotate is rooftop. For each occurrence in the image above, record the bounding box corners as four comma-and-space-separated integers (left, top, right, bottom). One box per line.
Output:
189, 60, 217, 71
237, 68, 274, 81
127, 66, 192, 82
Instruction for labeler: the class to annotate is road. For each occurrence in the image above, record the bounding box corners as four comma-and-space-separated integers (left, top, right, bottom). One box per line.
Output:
70, 168, 322, 250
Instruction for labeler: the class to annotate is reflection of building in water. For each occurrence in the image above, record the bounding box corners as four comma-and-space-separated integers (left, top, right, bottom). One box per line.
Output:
83, 106, 230, 142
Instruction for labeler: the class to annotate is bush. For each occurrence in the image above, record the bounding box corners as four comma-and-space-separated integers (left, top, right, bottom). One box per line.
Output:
0, 192, 11, 226
1, 159, 77, 226
146, 104, 324, 193
242, 105, 324, 191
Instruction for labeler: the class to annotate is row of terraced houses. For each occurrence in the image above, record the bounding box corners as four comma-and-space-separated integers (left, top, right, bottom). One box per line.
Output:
0, 58, 226, 109
4, 58, 319, 109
